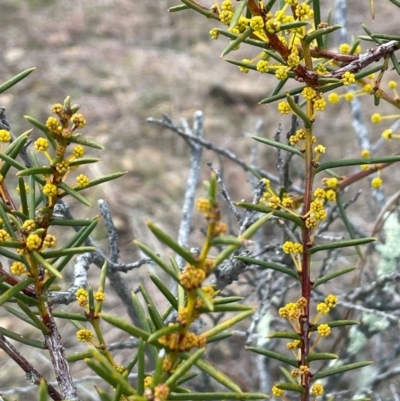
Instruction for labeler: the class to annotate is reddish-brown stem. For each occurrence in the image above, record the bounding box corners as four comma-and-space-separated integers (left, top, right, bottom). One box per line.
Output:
299, 127, 316, 401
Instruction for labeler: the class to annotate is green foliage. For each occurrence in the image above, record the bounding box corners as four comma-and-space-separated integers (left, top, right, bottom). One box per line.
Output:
1, 1, 400, 401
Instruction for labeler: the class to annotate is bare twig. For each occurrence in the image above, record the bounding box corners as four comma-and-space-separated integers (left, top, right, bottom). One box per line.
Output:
0, 334, 62, 401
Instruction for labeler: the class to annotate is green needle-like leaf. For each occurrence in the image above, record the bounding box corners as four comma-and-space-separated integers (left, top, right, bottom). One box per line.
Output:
69, 134, 105, 149
0, 326, 44, 349
211, 236, 244, 246
313, 266, 356, 288
169, 4, 190, 12
0, 67, 35, 93
180, 354, 242, 393
310, 237, 376, 254
149, 273, 178, 310
16, 299, 50, 333
246, 346, 299, 367
24, 115, 57, 149
31, 251, 63, 279
201, 309, 253, 339
268, 332, 302, 340
312, 361, 372, 381
69, 157, 100, 167
58, 182, 92, 206
1, 131, 31, 177
134, 240, 179, 281
130, 291, 151, 331
38, 379, 48, 401
317, 155, 400, 172
0, 277, 34, 306
16, 166, 54, 177
236, 202, 303, 226
67, 350, 93, 362
286, 93, 311, 129
306, 353, 338, 362
213, 296, 244, 305
100, 313, 150, 340
4, 305, 38, 329
252, 136, 302, 156
195, 287, 214, 311
41, 246, 96, 260
235, 256, 299, 280
49, 310, 88, 321
229, 0, 247, 29
148, 324, 181, 344
304, 24, 342, 45
214, 213, 272, 267
206, 331, 232, 343
221, 27, 254, 58
310, 320, 359, 331
167, 393, 268, 400
147, 221, 198, 265
275, 382, 305, 394
165, 348, 205, 388
137, 339, 145, 396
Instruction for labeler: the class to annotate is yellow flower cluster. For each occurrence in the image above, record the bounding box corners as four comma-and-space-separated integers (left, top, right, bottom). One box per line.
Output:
177, 307, 191, 326
286, 339, 301, 350
10, 261, 26, 276
256, 60, 269, 73
219, 10, 233, 25
43, 183, 58, 197
154, 384, 170, 401
295, 2, 313, 20
195, 285, 215, 309
341, 71, 356, 86
144, 376, 153, 388
322, 177, 339, 188
299, 365, 310, 375
239, 59, 251, 73
0, 129, 11, 143
209, 28, 220, 40
282, 241, 303, 254
76, 328, 94, 342
0, 229, 10, 242
34, 138, 49, 152
371, 177, 382, 188
312, 383, 324, 396
279, 302, 300, 320
317, 323, 331, 337
271, 385, 285, 397
325, 294, 338, 308
46, 116, 63, 134
22, 219, 36, 232
179, 264, 206, 291
43, 234, 57, 248
277, 101, 291, 114
55, 160, 70, 174
289, 128, 307, 146
265, 18, 281, 34
315, 294, 338, 319
76, 288, 88, 307
72, 145, 85, 158
71, 113, 87, 129
51, 103, 63, 114
94, 291, 106, 302
76, 174, 90, 188
158, 331, 206, 352
249, 16, 264, 31
275, 67, 288, 80
26, 234, 42, 251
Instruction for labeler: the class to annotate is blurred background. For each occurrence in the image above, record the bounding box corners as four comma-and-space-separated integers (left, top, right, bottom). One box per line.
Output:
1, 0, 400, 399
